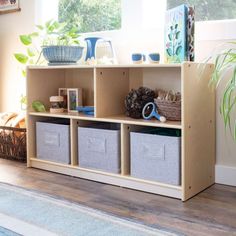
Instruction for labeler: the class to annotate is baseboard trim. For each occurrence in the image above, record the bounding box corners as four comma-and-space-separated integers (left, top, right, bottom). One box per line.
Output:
215, 165, 236, 186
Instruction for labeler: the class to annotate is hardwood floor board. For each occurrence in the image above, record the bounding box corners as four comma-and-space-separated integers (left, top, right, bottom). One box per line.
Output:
0, 159, 236, 236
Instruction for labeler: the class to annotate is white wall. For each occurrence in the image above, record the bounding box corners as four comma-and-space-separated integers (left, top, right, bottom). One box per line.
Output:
0, 0, 35, 112
0, 0, 235, 186
195, 39, 236, 186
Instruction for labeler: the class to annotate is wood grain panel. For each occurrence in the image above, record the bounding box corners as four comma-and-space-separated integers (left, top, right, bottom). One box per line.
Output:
182, 62, 215, 201
95, 68, 129, 117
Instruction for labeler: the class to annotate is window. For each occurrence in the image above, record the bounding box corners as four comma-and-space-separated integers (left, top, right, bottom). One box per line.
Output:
58, 0, 121, 33
167, 0, 236, 21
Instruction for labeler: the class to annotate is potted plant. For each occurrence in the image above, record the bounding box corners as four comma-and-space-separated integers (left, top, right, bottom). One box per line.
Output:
14, 19, 83, 66
206, 43, 236, 140
14, 20, 83, 108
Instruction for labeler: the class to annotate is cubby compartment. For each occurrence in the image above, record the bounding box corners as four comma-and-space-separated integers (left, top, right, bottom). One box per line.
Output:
78, 121, 121, 174
27, 67, 94, 113
130, 127, 181, 185
95, 66, 181, 120
36, 118, 70, 164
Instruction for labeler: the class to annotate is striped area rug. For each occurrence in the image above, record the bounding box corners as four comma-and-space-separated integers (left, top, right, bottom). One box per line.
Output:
0, 183, 179, 236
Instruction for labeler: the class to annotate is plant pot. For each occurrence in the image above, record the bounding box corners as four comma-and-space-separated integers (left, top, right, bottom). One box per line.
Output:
42, 46, 84, 64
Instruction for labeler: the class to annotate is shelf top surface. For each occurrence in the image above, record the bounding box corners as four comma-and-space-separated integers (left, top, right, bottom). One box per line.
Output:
29, 111, 182, 129
27, 63, 184, 70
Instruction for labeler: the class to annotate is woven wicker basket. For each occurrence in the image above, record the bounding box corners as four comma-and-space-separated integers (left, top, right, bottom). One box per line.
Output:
154, 98, 181, 121
0, 126, 27, 162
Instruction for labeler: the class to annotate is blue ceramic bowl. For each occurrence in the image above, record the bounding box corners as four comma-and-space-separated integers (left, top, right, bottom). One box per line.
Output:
132, 53, 146, 63
42, 46, 84, 64
148, 53, 160, 63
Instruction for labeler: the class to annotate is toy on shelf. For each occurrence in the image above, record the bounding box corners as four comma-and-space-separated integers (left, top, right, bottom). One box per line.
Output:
154, 89, 181, 121
77, 106, 94, 116
125, 87, 155, 119
32, 101, 46, 112
58, 88, 68, 110
142, 102, 166, 123
50, 96, 64, 113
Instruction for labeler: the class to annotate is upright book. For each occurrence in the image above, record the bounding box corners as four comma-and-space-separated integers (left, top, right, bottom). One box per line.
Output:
164, 4, 188, 63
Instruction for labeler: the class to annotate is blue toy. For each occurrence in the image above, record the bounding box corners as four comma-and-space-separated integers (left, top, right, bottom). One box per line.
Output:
77, 106, 94, 116
142, 102, 166, 122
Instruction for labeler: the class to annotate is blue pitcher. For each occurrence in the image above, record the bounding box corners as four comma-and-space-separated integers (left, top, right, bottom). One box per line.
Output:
84, 37, 115, 61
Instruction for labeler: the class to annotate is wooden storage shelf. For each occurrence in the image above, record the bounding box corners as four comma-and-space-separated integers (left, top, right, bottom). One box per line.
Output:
27, 62, 215, 201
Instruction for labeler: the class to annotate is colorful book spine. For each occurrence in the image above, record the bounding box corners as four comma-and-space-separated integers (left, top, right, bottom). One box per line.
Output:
187, 6, 195, 61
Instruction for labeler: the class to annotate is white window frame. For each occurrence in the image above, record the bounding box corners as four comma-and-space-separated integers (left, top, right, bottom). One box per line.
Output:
35, 0, 236, 41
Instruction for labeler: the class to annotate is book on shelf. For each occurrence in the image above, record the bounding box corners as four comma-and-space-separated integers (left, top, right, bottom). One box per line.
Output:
164, 4, 195, 63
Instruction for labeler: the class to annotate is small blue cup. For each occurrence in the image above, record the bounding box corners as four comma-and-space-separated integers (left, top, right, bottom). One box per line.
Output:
148, 53, 160, 63
132, 53, 146, 64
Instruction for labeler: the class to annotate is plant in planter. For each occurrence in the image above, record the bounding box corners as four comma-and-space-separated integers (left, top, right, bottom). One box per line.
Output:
14, 20, 83, 108
39, 20, 83, 64
15, 20, 83, 66
206, 43, 236, 140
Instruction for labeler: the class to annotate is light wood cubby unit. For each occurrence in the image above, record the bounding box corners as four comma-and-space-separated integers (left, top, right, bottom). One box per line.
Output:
26, 62, 215, 201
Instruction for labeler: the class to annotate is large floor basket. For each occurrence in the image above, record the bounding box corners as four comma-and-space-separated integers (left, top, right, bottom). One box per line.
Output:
0, 126, 27, 162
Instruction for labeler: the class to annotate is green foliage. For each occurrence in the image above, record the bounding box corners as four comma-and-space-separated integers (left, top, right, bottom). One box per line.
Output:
15, 20, 81, 67
32, 101, 46, 112
14, 53, 28, 64
204, 43, 236, 140
20, 95, 27, 106
167, 0, 236, 21
58, 0, 121, 33
14, 20, 81, 108
20, 35, 32, 45
38, 20, 81, 46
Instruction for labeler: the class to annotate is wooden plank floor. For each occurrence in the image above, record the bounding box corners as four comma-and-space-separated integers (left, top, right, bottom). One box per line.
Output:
0, 159, 236, 236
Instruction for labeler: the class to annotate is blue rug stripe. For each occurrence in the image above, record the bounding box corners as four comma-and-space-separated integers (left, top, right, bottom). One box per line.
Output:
0, 183, 177, 236
0, 226, 21, 236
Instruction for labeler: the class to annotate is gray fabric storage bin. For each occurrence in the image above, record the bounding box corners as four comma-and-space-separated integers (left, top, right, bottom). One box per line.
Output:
130, 130, 181, 185
78, 123, 120, 173
36, 120, 70, 164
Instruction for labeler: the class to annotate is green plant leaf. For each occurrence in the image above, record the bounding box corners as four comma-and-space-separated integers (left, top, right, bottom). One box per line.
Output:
36, 25, 44, 30
20, 35, 32, 45
28, 59, 34, 64
30, 32, 39, 37
32, 101, 46, 112
14, 53, 28, 64
45, 19, 53, 28
20, 95, 27, 105
22, 69, 26, 78
200, 41, 236, 141
27, 48, 35, 57
72, 40, 80, 45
